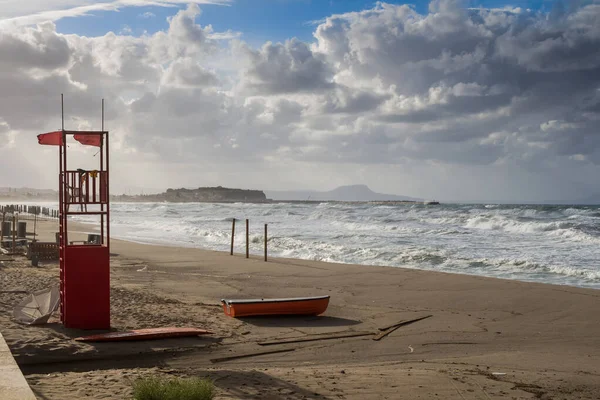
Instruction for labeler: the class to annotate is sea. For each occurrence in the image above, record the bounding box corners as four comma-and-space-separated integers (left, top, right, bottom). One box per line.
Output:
13, 201, 600, 290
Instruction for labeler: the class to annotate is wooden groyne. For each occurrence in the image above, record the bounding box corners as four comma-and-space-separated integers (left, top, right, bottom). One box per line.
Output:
0, 205, 59, 219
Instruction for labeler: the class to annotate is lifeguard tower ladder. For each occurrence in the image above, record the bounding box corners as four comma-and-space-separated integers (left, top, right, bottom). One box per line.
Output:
37, 95, 110, 329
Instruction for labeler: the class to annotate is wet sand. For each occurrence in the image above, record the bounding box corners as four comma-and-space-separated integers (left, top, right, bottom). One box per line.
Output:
1, 218, 599, 399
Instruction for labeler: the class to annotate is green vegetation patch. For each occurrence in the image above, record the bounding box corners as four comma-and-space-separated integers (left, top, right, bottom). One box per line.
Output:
132, 376, 215, 400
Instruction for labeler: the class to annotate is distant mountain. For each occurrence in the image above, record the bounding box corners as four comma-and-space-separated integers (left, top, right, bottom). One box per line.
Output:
265, 184, 422, 202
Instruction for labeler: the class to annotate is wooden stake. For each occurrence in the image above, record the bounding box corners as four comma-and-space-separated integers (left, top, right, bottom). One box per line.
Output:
1, 211, 5, 245
264, 223, 268, 262
12, 214, 16, 253
33, 212, 37, 243
245, 219, 249, 259
230, 218, 235, 255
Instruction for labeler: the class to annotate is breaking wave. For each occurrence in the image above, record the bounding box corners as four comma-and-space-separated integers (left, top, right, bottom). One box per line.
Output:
25, 201, 600, 289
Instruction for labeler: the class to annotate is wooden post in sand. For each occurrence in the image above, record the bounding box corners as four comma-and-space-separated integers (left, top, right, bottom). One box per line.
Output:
264, 224, 268, 262
12, 214, 16, 253
1, 211, 5, 245
33, 212, 37, 243
245, 219, 249, 258
230, 218, 235, 255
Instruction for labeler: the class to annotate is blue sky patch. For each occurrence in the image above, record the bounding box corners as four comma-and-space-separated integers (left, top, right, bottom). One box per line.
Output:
54, 0, 568, 45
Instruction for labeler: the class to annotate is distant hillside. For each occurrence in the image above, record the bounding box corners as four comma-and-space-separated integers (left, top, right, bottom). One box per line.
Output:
572, 193, 600, 205
265, 184, 422, 202
114, 186, 268, 203
1, 185, 423, 204
0, 187, 58, 201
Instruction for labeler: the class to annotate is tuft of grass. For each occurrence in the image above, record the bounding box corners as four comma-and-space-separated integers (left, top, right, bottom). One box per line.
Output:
132, 376, 215, 400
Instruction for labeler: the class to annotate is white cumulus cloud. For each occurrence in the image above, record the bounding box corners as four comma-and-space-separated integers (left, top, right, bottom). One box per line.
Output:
0, 0, 599, 202
0, 0, 231, 28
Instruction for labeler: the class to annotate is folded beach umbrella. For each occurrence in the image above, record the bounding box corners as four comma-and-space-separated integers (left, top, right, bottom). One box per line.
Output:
13, 285, 60, 325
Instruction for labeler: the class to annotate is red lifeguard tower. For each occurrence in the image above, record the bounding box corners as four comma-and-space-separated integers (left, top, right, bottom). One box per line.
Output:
37, 95, 110, 329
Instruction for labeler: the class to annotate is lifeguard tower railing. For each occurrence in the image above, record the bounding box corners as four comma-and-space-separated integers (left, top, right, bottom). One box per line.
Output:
63, 169, 109, 207
58, 129, 110, 246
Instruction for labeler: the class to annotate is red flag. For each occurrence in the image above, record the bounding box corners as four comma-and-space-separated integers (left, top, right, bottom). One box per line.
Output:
37, 131, 63, 146
74, 133, 102, 147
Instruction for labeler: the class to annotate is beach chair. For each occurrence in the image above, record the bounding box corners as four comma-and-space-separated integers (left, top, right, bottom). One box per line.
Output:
28, 241, 60, 261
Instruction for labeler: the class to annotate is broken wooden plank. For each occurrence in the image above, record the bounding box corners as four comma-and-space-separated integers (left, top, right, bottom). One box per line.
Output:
421, 342, 478, 346
258, 331, 374, 346
210, 348, 295, 363
377, 315, 433, 331
373, 315, 433, 341
373, 325, 403, 341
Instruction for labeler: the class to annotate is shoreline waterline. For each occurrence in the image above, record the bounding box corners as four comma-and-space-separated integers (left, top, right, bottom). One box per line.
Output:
7, 200, 600, 290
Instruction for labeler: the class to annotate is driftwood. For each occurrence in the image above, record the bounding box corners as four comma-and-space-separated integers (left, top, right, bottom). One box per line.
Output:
258, 331, 374, 346
210, 348, 295, 363
421, 342, 477, 346
373, 325, 403, 341
373, 315, 433, 341
257, 315, 433, 346
377, 314, 433, 331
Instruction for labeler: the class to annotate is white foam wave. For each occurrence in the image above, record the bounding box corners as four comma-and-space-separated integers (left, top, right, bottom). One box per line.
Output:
58, 201, 600, 289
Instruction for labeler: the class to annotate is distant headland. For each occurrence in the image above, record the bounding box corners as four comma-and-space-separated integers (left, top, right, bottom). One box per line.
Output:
114, 185, 430, 204
1, 185, 435, 204
114, 186, 268, 203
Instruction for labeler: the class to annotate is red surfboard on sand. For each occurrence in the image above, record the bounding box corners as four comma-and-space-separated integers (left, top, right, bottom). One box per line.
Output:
74, 327, 214, 342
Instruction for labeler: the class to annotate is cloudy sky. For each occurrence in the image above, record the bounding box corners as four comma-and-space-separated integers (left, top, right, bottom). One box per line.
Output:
1, 0, 599, 202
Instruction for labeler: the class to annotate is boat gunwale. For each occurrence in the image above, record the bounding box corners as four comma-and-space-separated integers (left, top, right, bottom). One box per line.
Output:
221, 295, 330, 305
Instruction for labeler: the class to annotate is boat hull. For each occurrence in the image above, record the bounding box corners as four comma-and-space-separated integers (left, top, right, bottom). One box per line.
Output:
221, 296, 330, 318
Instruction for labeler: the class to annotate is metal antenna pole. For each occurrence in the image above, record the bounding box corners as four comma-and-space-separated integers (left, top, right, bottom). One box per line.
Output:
101, 99, 105, 243
61, 94, 64, 130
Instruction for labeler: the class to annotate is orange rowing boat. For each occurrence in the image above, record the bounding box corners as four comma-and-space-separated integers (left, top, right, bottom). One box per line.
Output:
221, 295, 330, 318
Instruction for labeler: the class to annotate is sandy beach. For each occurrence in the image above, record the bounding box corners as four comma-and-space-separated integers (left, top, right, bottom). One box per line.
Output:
1, 218, 599, 399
